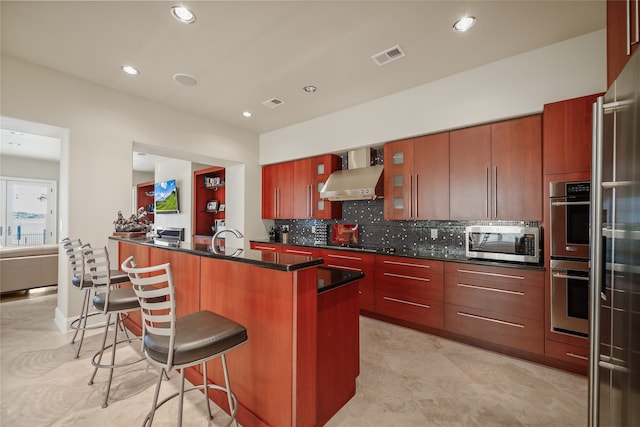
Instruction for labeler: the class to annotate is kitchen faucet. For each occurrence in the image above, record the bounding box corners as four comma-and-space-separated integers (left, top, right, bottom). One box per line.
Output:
212, 228, 244, 256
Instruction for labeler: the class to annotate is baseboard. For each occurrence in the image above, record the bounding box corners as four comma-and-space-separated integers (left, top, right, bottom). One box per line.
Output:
54, 306, 109, 334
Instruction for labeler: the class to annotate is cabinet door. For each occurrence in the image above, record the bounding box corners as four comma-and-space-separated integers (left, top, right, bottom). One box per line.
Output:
312, 154, 342, 220
543, 94, 600, 175
414, 132, 450, 220
491, 115, 542, 220
383, 138, 414, 219
262, 162, 294, 219
607, 0, 639, 86
449, 125, 491, 220
293, 158, 312, 219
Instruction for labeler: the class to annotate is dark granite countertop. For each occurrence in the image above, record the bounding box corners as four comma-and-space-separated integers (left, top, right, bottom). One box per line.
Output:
250, 239, 546, 271
317, 267, 364, 294
110, 236, 323, 272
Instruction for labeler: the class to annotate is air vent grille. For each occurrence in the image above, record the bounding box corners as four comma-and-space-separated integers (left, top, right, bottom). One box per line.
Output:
371, 45, 406, 66
262, 98, 285, 108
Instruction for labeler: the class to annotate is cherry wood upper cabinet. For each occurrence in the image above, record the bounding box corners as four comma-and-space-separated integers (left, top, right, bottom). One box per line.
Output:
491, 115, 542, 221
262, 161, 294, 219
414, 133, 450, 220
384, 133, 449, 220
263, 155, 341, 220
543, 93, 602, 176
450, 116, 542, 221
607, 0, 639, 87
383, 138, 414, 219
449, 125, 492, 220
293, 154, 342, 220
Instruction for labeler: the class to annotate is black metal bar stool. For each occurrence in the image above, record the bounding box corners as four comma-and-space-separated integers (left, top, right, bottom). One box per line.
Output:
121, 256, 248, 427
61, 238, 128, 358
83, 245, 146, 408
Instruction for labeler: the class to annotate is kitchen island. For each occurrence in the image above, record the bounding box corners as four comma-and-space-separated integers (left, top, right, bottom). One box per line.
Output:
110, 236, 363, 427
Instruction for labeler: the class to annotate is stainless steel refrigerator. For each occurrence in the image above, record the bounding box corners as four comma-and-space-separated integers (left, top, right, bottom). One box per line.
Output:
590, 49, 639, 426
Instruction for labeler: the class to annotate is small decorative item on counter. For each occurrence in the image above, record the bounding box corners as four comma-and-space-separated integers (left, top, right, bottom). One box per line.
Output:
113, 208, 152, 234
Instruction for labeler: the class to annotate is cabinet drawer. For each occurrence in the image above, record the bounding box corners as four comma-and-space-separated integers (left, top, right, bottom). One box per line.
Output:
545, 339, 589, 367
376, 255, 444, 275
250, 242, 280, 252
445, 262, 544, 288
444, 303, 544, 354
375, 289, 443, 329
321, 250, 375, 268
444, 275, 543, 321
376, 270, 443, 302
282, 246, 320, 257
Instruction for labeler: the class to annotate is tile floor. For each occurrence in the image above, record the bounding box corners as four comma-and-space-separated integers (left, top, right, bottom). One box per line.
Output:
0, 289, 587, 426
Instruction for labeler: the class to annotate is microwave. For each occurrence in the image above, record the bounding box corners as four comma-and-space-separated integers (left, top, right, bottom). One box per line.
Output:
465, 225, 540, 264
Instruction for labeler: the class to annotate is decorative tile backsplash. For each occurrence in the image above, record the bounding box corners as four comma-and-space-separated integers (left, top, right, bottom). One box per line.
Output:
274, 199, 541, 261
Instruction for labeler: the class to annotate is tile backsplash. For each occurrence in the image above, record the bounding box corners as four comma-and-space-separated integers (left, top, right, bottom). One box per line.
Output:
274, 199, 541, 261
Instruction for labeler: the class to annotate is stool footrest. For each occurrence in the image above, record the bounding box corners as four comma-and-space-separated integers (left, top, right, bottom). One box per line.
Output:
142, 383, 238, 427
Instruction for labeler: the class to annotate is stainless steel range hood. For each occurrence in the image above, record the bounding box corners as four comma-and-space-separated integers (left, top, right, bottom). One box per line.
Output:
320, 148, 384, 201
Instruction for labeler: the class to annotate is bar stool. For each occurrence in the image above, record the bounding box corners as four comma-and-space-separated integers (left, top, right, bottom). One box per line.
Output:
121, 256, 248, 427
61, 238, 128, 358
83, 245, 145, 408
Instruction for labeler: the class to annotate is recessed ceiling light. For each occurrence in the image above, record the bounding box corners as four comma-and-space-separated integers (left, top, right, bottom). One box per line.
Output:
122, 65, 140, 75
242, 111, 253, 118
453, 16, 476, 32
171, 6, 196, 24
303, 85, 317, 93
173, 73, 198, 86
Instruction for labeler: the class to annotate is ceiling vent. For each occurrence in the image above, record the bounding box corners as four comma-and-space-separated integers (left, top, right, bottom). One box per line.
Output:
262, 98, 285, 108
371, 45, 406, 66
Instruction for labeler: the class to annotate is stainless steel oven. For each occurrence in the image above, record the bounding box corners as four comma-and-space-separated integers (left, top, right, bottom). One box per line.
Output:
550, 181, 590, 260
550, 258, 589, 337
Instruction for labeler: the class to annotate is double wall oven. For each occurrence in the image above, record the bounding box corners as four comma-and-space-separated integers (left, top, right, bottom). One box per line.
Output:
549, 180, 591, 337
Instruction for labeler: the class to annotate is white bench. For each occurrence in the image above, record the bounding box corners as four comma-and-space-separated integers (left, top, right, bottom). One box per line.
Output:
0, 244, 58, 293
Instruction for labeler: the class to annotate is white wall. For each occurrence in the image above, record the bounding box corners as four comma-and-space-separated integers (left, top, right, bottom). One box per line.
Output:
0, 155, 60, 180
0, 54, 262, 331
260, 30, 607, 164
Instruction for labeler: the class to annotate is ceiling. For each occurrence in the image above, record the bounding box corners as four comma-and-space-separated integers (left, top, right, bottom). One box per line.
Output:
1, 0, 606, 140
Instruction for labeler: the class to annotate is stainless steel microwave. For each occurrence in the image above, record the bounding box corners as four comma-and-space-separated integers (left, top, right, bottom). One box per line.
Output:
465, 225, 540, 264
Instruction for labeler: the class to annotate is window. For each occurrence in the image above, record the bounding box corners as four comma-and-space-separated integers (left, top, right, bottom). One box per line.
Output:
0, 178, 57, 247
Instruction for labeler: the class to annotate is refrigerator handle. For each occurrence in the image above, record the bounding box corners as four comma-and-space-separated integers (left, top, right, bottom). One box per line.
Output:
588, 96, 605, 427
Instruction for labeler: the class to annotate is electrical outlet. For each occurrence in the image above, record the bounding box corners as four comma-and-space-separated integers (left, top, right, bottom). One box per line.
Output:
430, 228, 438, 239
311, 225, 316, 234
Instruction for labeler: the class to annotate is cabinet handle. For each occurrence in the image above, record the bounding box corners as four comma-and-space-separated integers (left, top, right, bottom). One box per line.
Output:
273, 188, 278, 218
254, 245, 277, 251
566, 352, 588, 361
456, 268, 525, 280
309, 185, 313, 217
327, 253, 363, 261
383, 272, 430, 282
286, 249, 313, 255
628, 0, 632, 55
383, 296, 430, 309
410, 174, 414, 218
486, 168, 490, 218
456, 282, 524, 296
552, 273, 590, 281
383, 260, 430, 269
457, 311, 524, 328
494, 166, 498, 218
327, 264, 362, 272
415, 174, 419, 218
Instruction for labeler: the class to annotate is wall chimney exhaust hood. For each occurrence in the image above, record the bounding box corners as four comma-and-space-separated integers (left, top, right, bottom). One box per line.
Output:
320, 148, 384, 201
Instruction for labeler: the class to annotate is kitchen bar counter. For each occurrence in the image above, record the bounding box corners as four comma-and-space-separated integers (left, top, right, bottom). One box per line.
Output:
112, 237, 361, 427
110, 236, 323, 271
